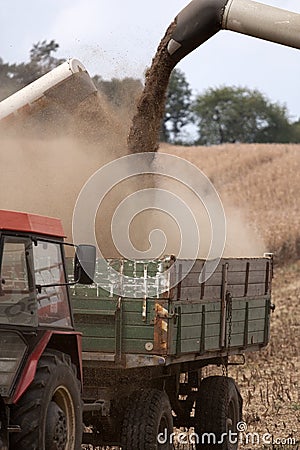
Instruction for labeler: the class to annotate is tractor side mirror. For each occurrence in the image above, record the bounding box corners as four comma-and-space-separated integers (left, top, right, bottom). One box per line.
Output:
74, 245, 96, 285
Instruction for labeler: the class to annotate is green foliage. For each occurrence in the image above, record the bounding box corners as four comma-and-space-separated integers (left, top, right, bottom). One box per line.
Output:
29, 40, 65, 75
290, 120, 300, 143
193, 86, 295, 145
0, 40, 64, 101
92, 75, 142, 111
161, 68, 193, 143
1, 42, 299, 145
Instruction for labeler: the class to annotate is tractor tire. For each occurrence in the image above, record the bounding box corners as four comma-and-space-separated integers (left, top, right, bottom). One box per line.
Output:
10, 350, 82, 450
121, 388, 173, 450
195, 376, 242, 450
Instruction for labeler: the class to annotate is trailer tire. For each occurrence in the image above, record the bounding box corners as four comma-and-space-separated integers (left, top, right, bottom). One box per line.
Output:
10, 350, 82, 450
121, 388, 173, 449
195, 376, 242, 450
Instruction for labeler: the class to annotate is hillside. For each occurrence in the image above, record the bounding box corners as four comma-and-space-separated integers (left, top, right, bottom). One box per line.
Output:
160, 143, 300, 265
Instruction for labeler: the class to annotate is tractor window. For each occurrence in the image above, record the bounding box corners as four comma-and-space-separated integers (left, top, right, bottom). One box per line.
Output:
33, 241, 71, 328
0, 236, 37, 326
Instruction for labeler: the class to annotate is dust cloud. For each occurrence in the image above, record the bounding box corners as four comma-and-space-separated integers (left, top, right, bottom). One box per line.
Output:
152, 155, 265, 259
0, 108, 265, 260
1, 12, 265, 261
0, 92, 132, 256
222, 207, 265, 257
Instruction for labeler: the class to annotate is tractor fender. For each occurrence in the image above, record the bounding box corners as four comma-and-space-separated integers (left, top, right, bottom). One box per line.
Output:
12, 330, 82, 404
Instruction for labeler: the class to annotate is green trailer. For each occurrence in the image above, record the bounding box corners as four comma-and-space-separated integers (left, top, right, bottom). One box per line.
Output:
72, 256, 272, 365
70, 254, 273, 447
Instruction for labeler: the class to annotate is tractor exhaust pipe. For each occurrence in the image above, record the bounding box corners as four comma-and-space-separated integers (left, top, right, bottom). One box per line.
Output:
168, 0, 300, 61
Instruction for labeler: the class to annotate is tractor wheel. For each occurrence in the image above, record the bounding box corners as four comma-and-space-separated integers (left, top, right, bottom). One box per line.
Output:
10, 350, 82, 450
121, 388, 173, 450
0, 396, 8, 448
195, 376, 242, 450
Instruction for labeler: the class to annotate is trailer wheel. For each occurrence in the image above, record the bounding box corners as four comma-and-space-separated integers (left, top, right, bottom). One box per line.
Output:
195, 376, 242, 450
10, 350, 82, 450
121, 388, 173, 449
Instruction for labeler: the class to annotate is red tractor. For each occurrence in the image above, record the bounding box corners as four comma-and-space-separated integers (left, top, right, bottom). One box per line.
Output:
0, 210, 95, 449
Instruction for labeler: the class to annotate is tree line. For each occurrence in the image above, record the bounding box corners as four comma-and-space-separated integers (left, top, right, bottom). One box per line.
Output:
1, 40, 299, 144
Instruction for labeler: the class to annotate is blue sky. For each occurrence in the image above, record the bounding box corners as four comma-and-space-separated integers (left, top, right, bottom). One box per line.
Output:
1, 0, 299, 119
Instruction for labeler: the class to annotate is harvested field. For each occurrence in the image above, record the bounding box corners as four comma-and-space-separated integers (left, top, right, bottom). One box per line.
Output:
235, 260, 300, 449
160, 143, 300, 265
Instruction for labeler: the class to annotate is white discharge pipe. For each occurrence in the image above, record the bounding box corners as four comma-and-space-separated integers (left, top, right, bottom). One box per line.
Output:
167, 0, 300, 62
0, 58, 97, 121
223, 0, 300, 50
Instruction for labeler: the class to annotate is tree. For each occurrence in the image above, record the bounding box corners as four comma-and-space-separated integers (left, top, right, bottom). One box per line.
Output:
0, 58, 18, 100
161, 68, 193, 143
290, 119, 300, 143
0, 40, 64, 101
29, 40, 65, 76
193, 86, 293, 145
93, 75, 142, 111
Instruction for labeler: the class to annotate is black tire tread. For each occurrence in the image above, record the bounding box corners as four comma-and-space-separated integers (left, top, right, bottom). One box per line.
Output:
121, 388, 173, 450
195, 376, 241, 450
10, 349, 82, 450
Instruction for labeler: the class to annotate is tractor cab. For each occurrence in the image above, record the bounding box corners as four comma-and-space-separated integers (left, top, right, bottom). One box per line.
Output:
0, 210, 95, 331
0, 210, 72, 330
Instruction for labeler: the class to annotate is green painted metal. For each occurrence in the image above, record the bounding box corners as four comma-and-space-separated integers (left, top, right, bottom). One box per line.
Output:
70, 256, 273, 367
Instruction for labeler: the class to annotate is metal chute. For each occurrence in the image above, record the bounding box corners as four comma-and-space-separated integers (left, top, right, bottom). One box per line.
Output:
168, 0, 300, 62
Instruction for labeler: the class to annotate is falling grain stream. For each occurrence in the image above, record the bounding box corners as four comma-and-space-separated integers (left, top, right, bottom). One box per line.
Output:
127, 21, 178, 154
